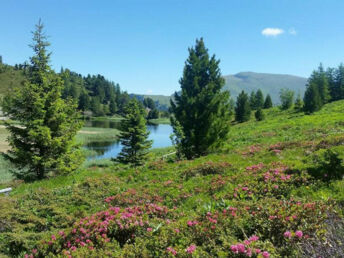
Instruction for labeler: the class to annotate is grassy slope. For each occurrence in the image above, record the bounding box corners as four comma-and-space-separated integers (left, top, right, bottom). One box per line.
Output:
0, 101, 343, 257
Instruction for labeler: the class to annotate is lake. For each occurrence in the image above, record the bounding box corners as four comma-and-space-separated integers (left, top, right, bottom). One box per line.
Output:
84, 120, 173, 159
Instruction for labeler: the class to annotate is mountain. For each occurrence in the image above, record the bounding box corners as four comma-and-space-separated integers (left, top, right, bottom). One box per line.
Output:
223, 72, 308, 103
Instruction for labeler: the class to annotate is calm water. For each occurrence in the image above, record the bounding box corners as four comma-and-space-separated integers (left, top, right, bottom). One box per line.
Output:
84, 120, 173, 159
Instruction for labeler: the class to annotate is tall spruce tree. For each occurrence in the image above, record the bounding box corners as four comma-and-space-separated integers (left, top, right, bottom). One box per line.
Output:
170, 38, 231, 159
303, 82, 322, 113
263, 94, 273, 109
255, 89, 264, 109
249, 91, 256, 110
116, 99, 152, 166
1, 20, 83, 180
235, 90, 251, 123
316, 64, 330, 105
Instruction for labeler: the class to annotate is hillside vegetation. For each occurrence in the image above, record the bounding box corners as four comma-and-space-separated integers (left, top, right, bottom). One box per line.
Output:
0, 64, 25, 96
0, 100, 343, 257
223, 72, 307, 104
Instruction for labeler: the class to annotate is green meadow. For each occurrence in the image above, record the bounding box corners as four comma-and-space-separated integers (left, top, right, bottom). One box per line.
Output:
0, 100, 343, 257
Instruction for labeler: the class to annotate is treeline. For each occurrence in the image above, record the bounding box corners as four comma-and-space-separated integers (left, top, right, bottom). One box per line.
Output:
13, 64, 131, 116
304, 64, 344, 113
12, 64, 169, 119
233, 63, 344, 123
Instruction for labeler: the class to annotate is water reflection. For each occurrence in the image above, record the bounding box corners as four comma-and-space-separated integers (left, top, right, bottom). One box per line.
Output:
84, 120, 173, 159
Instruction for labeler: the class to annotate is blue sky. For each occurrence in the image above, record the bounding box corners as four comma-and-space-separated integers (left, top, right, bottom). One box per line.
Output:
1, 0, 343, 95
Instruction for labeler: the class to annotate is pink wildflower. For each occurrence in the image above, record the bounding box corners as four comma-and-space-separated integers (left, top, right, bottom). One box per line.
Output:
262, 251, 270, 257
230, 245, 238, 253
147, 227, 153, 232
284, 231, 292, 238
295, 230, 303, 238
51, 235, 56, 241
237, 243, 245, 253
167, 247, 177, 256
249, 235, 259, 242
186, 244, 196, 254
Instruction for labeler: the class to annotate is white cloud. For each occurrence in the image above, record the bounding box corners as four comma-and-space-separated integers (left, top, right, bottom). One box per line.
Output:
261, 28, 284, 37
146, 89, 153, 94
289, 27, 297, 35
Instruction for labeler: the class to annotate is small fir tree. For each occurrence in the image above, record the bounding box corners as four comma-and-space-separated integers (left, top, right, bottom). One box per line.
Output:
263, 94, 273, 109
294, 93, 303, 111
279, 88, 294, 110
1, 20, 83, 180
170, 38, 231, 159
255, 108, 265, 121
116, 99, 152, 166
235, 90, 251, 123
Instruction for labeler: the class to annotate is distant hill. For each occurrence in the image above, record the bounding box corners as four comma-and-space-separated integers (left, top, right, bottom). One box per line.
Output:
131, 94, 172, 111
223, 72, 307, 104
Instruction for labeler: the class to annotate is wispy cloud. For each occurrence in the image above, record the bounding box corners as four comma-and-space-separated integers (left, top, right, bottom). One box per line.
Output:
289, 27, 297, 35
261, 28, 284, 37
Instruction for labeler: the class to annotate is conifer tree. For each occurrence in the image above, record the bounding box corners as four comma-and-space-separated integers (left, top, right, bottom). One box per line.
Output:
1, 20, 83, 180
303, 82, 322, 113
235, 90, 251, 123
279, 88, 294, 110
116, 99, 152, 166
170, 38, 231, 159
294, 93, 303, 111
263, 94, 273, 109
109, 98, 117, 115
255, 108, 265, 121
255, 89, 264, 109
249, 91, 256, 110
316, 64, 330, 105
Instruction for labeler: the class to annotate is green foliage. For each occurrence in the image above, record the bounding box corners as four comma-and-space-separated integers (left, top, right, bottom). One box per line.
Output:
1, 20, 83, 180
255, 89, 264, 109
143, 97, 155, 109
235, 90, 251, 122
1, 100, 344, 257
279, 88, 294, 110
263, 94, 273, 109
308, 146, 344, 181
303, 82, 322, 113
294, 93, 303, 111
327, 64, 344, 101
255, 108, 265, 121
304, 64, 331, 114
115, 99, 152, 166
170, 38, 231, 159
147, 108, 159, 119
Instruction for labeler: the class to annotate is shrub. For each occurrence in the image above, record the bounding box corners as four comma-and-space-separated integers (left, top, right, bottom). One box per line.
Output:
181, 162, 231, 179
255, 108, 265, 121
308, 146, 344, 180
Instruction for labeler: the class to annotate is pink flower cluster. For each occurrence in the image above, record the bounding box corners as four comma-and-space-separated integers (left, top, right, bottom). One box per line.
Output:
186, 244, 196, 254
187, 220, 199, 227
284, 230, 303, 239
39, 203, 170, 255
245, 163, 264, 172
230, 235, 270, 257
167, 247, 177, 255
